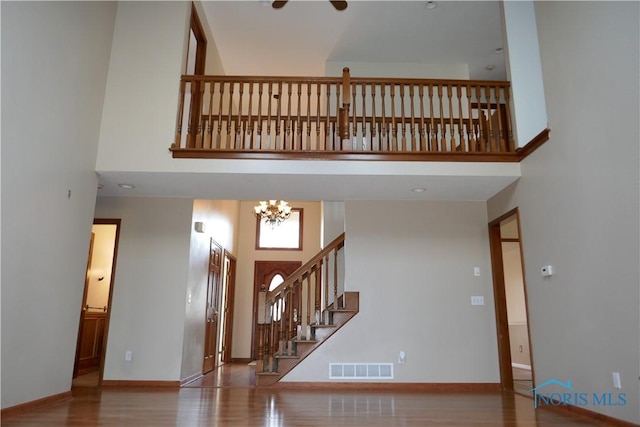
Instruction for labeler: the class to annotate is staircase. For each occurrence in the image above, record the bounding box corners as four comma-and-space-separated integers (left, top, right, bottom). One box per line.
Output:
254, 233, 359, 387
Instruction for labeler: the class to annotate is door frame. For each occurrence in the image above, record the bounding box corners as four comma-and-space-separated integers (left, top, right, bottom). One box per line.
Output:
488, 208, 535, 392
251, 260, 301, 360
73, 218, 121, 385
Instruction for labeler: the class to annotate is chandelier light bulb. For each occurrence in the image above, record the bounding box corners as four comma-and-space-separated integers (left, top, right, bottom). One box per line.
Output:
254, 200, 292, 227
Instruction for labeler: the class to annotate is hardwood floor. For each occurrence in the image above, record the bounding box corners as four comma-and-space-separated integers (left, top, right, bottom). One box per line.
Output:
1, 364, 614, 426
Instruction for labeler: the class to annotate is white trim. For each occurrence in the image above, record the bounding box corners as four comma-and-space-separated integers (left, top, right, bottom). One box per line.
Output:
512, 362, 531, 371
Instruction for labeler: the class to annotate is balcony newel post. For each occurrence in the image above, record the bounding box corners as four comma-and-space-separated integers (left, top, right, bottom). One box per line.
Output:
339, 67, 351, 143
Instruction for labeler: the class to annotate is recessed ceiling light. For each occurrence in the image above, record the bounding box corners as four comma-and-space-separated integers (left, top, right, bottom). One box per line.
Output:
425, 1, 437, 10
411, 187, 427, 193
485, 65, 495, 71
118, 183, 135, 189
494, 47, 504, 54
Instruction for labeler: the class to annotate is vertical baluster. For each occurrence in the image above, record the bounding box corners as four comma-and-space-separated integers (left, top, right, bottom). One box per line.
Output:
275, 82, 282, 150
226, 82, 234, 149
286, 82, 292, 150
494, 85, 505, 152
428, 84, 437, 151
351, 82, 357, 150
314, 261, 321, 324
306, 83, 312, 151
297, 279, 303, 339
266, 82, 273, 150
380, 84, 388, 151
466, 84, 476, 152
316, 83, 322, 151
214, 82, 224, 149
235, 82, 243, 149
409, 84, 416, 151
202, 81, 214, 149
504, 86, 514, 152
186, 81, 196, 148
256, 82, 263, 150
174, 79, 186, 149
334, 82, 340, 150
195, 80, 205, 148
333, 247, 339, 309
278, 294, 285, 356
399, 84, 407, 151
360, 83, 367, 151
296, 82, 302, 151
306, 274, 312, 338
325, 83, 331, 150
418, 84, 426, 152
437, 85, 446, 151
447, 85, 456, 151
475, 84, 485, 152
390, 84, 397, 151
246, 82, 254, 150
456, 84, 466, 152
370, 83, 378, 151
485, 85, 495, 152
323, 254, 329, 323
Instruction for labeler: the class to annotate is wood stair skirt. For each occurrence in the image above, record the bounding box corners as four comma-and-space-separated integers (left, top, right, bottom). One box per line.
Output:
255, 291, 359, 387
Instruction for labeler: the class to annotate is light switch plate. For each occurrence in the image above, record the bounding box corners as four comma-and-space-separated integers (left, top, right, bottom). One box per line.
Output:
471, 296, 485, 306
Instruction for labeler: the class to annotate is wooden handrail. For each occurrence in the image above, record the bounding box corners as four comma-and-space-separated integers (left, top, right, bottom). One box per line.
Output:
268, 233, 345, 299
171, 69, 516, 159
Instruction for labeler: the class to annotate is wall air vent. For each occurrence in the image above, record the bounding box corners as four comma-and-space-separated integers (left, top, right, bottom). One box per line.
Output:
329, 363, 394, 380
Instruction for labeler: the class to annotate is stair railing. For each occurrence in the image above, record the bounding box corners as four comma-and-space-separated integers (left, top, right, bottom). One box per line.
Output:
171, 68, 516, 160
256, 232, 345, 374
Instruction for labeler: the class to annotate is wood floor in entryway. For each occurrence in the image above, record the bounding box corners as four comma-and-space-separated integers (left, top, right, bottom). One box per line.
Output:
2, 364, 616, 426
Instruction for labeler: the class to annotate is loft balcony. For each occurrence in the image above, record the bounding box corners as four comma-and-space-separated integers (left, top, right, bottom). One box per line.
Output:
170, 68, 540, 163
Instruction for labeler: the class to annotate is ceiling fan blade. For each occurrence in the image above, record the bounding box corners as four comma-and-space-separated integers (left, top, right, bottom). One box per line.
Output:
330, 0, 348, 11
272, 1, 288, 9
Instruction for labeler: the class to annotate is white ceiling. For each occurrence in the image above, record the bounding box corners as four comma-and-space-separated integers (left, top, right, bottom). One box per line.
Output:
97, 1, 517, 202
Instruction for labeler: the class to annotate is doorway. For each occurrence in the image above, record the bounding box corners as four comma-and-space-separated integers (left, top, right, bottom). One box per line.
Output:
251, 261, 301, 360
489, 209, 534, 395
72, 219, 120, 387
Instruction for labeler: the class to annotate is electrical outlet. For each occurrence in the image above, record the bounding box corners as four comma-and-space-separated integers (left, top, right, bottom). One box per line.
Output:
125, 350, 133, 362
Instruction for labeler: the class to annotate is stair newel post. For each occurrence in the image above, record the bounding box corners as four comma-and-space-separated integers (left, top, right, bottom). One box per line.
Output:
339, 67, 351, 145
256, 285, 268, 372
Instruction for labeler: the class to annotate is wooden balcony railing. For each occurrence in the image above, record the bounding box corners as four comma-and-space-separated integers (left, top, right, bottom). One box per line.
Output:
171, 68, 517, 161
256, 233, 345, 375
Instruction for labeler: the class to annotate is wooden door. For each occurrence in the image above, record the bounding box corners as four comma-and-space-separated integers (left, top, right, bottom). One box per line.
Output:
203, 238, 223, 374
251, 261, 301, 360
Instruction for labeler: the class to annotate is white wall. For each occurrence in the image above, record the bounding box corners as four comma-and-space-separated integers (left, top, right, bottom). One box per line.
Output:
94, 197, 194, 381
283, 200, 500, 383
501, 1, 547, 147
96, 1, 191, 172
1, 2, 116, 408
488, 2, 639, 423
325, 61, 469, 80
232, 201, 322, 359
180, 199, 240, 380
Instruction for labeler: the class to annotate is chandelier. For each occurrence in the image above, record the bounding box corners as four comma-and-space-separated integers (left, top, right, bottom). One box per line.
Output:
254, 200, 292, 227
